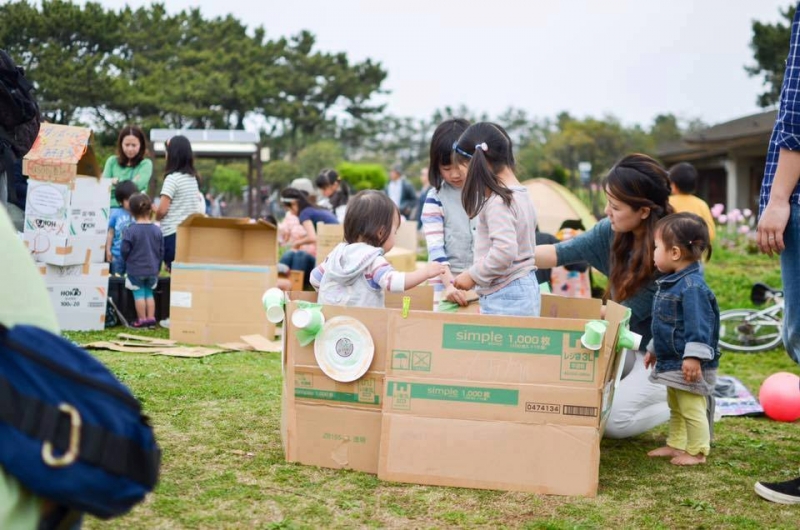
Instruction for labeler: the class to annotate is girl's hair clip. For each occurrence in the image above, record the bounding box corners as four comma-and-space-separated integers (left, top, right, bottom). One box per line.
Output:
452, 141, 473, 159
475, 142, 488, 152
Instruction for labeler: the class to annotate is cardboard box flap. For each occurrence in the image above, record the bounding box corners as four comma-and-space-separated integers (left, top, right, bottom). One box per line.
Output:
175, 214, 277, 265
23, 123, 100, 181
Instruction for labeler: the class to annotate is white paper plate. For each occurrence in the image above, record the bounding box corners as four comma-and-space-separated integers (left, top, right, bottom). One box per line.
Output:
314, 316, 375, 382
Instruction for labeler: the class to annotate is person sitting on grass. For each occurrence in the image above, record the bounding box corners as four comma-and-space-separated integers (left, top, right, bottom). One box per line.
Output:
121, 193, 164, 328
310, 190, 445, 308
644, 212, 720, 466
105, 180, 138, 276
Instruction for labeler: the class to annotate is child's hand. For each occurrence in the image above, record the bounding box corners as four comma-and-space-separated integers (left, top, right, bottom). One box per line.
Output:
643, 352, 656, 369
444, 284, 469, 306
682, 358, 702, 383
453, 271, 476, 291
425, 262, 446, 279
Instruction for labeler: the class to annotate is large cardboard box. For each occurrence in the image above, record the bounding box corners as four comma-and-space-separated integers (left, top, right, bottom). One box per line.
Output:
38, 262, 110, 331
377, 297, 629, 497
169, 215, 279, 345
280, 292, 630, 497
22, 124, 109, 265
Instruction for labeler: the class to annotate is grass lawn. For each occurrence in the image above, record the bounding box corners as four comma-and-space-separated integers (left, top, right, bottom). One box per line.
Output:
68, 247, 799, 529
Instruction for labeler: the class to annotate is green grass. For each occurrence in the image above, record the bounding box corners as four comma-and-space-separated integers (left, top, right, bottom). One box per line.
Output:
67, 249, 799, 529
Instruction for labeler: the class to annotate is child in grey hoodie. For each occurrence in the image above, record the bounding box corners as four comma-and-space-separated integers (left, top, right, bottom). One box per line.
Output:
310, 190, 445, 308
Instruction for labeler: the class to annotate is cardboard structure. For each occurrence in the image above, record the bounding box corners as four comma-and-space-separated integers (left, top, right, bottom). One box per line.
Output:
169, 215, 279, 345
281, 294, 630, 497
23, 123, 109, 266
315, 221, 418, 272
38, 262, 110, 331
22, 124, 111, 331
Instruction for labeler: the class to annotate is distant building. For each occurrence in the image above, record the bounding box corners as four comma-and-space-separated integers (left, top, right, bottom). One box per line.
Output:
657, 110, 776, 212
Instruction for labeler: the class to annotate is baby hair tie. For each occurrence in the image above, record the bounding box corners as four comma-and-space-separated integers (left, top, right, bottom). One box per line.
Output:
475, 142, 488, 152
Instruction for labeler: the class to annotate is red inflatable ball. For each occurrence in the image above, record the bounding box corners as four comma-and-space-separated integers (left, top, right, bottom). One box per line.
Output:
759, 372, 800, 422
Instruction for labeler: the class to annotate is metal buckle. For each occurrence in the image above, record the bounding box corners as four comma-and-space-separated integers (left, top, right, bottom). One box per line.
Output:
42, 403, 81, 467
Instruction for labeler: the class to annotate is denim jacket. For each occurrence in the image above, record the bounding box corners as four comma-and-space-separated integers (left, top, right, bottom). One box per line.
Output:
646, 262, 721, 373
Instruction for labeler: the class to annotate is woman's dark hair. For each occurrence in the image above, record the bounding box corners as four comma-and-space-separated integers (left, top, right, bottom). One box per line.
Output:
128, 193, 153, 219
603, 153, 674, 302
344, 190, 399, 247
656, 212, 712, 262
164, 135, 197, 178
280, 187, 312, 213
428, 118, 470, 191
114, 180, 139, 205
316, 168, 350, 210
116, 125, 147, 167
453, 122, 515, 218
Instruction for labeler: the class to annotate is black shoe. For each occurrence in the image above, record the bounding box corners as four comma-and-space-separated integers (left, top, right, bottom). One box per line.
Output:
754, 476, 800, 504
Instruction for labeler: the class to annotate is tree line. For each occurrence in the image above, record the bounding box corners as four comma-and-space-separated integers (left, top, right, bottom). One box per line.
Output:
0, 0, 790, 199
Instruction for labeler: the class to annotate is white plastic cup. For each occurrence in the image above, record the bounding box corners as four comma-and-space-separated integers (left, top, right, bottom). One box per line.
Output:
291, 307, 325, 334
262, 287, 285, 323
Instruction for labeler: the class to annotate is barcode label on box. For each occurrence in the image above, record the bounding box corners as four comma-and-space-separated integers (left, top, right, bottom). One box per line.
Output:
562, 405, 599, 417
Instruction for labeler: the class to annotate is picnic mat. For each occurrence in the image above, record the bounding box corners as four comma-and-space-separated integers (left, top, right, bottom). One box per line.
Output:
714, 375, 764, 417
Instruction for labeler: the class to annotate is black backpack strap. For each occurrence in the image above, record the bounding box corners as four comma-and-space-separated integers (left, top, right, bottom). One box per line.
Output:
0, 374, 160, 488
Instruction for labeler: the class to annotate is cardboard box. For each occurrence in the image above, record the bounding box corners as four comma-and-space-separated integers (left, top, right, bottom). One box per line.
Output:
315, 221, 418, 269
384, 247, 416, 272
23, 123, 101, 183
315, 223, 344, 263
378, 297, 629, 496
280, 293, 629, 497
282, 301, 390, 473
22, 124, 109, 265
39, 262, 110, 331
170, 215, 278, 344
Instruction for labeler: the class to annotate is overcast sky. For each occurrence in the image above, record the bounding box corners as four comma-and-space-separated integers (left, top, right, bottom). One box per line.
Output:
95, 0, 792, 129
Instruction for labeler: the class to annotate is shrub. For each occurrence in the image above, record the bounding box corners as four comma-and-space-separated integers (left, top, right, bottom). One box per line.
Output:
210, 164, 248, 196
263, 160, 301, 188
336, 162, 388, 191
710, 203, 758, 254
296, 141, 344, 177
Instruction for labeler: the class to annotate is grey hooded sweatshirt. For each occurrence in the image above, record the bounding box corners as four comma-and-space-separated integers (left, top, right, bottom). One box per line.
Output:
311, 242, 406, 308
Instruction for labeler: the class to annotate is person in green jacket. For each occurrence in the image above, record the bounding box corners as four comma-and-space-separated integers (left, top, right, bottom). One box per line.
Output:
0, 204, 79, 529
103, 125, 153, 208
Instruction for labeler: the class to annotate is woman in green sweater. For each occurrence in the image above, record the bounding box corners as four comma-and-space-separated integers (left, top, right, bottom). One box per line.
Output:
103, 125, 153, 208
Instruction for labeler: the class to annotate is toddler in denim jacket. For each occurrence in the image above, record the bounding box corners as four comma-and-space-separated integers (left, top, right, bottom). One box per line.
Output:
644, 212, 720, 466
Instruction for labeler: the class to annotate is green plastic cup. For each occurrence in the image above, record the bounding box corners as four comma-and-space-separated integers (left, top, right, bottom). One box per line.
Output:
262, 287, 285, 323
581, 320, 607, 350
291, 307, 325, 334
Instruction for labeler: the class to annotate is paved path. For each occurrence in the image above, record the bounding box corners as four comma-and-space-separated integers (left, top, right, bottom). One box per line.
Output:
523, 179, 596, 234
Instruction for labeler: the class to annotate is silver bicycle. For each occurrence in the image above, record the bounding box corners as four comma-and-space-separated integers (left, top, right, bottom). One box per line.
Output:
718, 283, 784, 353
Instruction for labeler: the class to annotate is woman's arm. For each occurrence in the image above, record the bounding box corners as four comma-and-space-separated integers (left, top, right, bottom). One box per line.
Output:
132, 159, 153, 193
292, 219, 317, 248
534, 244, 557, 269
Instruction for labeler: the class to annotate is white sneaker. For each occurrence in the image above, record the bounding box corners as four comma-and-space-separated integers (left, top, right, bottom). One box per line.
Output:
159, 318, 170, 328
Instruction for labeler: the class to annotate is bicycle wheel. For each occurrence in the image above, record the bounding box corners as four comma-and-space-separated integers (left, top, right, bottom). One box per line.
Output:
719, 309, 783, 353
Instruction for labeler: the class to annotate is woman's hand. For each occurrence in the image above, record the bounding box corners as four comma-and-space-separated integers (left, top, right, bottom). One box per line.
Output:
453, 271, 476, 291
